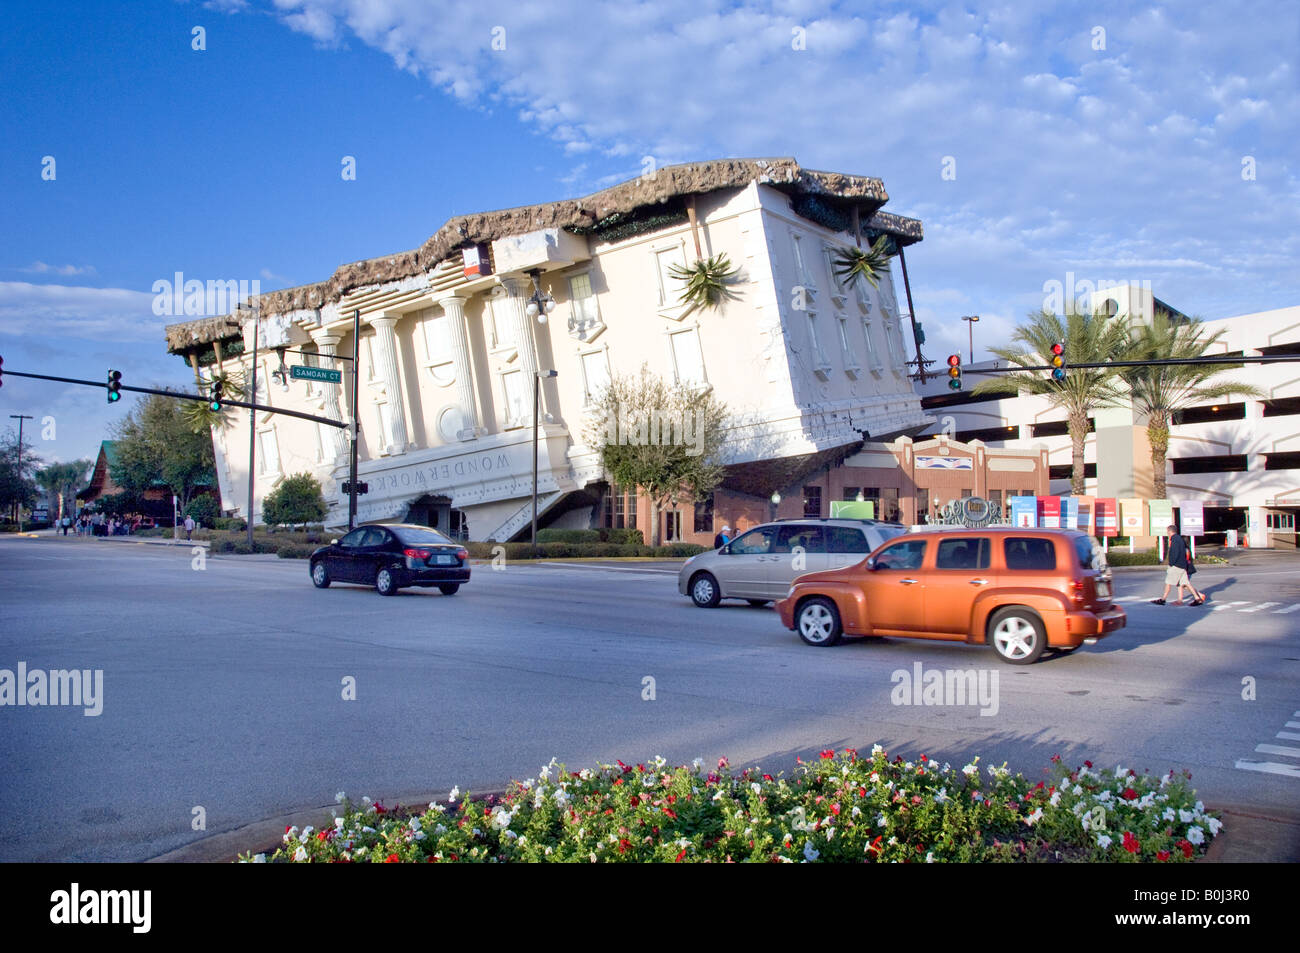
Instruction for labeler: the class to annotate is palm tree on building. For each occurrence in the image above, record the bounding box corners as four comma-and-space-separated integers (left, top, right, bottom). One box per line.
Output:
1120, 313, 1263, 499
972, 307, 1130, 496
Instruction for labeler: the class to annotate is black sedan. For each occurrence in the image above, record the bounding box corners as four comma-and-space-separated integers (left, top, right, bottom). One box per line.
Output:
309, 523, 470, 596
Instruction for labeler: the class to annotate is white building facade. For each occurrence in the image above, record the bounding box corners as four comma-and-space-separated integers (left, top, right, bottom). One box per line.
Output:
166, 159, 933, 543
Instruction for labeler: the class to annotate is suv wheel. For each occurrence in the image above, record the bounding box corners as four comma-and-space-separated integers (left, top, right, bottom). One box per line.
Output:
690, 572, 721, 608
989, 607, 1046, 664
796, 597, 842, 647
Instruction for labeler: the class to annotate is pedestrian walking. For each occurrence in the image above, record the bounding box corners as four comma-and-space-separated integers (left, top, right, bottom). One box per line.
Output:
1152, 525, 1201, 606
184, 515, 195, 541
713, 524, 732, 549
61, 515, 70, 535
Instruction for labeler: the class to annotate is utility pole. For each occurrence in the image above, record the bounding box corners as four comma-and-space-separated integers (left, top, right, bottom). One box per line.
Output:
9, 414, 33, 529
237, 301, 259, 547
349, 309, 361, 532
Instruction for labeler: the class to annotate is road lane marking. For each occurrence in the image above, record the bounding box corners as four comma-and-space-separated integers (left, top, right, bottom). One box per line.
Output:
1210, 601, 1251, 611
1255, 744, 1300, 758
1234, 760, 1300, 779
535, 562, 679, 575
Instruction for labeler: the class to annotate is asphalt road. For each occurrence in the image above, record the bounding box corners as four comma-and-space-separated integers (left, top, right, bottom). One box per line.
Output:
1, 535, 1298, 861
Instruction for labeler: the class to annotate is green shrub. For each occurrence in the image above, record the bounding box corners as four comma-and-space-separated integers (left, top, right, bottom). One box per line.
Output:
277, 544, 315, 559
212, 539, 236, 554
232, 543, 254, 555
1105, 551, 1161, 566
536, 528, 600, 543
212, 517, 247, 532
184, 495, 220, 525
652, 543, 707, 557
603, 527, 644, 545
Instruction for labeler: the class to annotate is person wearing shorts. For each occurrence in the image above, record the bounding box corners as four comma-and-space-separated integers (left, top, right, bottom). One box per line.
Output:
1152, 524, 1200, 605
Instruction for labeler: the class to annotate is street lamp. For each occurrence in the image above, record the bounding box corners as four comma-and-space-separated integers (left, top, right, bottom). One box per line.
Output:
525, 270, 557, 324
532, 369, 558, 545
961, 315, 980, 364
769, 490, 781, 522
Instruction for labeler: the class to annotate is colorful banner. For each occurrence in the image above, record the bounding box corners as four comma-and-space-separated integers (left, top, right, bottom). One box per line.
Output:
1075, 495, 1095, 534
1010, 496, 1038, 528
1148, 499, 1174, 535
1095, 498, 1118, 537
1037, 495, 1061, 528
1179, 500, 1205, 536
1061, 496, 1080, 530
1119, 498, 1147, 537
830, 500, 875, 519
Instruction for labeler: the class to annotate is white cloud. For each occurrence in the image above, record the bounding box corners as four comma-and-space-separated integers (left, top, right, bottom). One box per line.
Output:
20, 262, 98, 277
0, 282, 163, 342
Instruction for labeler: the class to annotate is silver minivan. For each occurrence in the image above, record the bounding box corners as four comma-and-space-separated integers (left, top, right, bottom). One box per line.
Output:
678, 519, 908, 608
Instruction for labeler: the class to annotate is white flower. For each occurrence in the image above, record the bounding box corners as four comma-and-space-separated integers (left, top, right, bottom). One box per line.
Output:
553, 788, 568, 805
293, 846, 308, 862
408, 817, 421, 831
642, 775, 655, 788
926, 852, 935, 863
334, 791, 346, 803
712, 789, 725, 802
335, 817, 345, 830
362, 796, 371, 805
491, 807, 514, 829
580, 769, 593, 781
871, 743, 884, 755
783, 832, 793, 845
1163, 807, 1176, 821
693, 758, 704, 771
361, 826, 375, 834
301, 826, 314, 838
1114, 766, 1127, 779
962, 763, 978, 777
1072, 785, 1083, 796
1206, 817, 1223, 836
1179, 809, 1195, 824
413, 831, 426, 841
751, 782, 762, 795
433, 825, 446, 835
652, 755, 667, 768
1096, 834, 1112, 849
876, 814, 887, 827
972, 792, 985, 803
1186, 826, 1205, 845
934, 788, 950, 805
1049, 791, 1061, 807
252, 853, 266, 863
803, 841, 820, 862
1025, 808, 1043, 826
448, 787, 459, 802
851, 807, 861, 818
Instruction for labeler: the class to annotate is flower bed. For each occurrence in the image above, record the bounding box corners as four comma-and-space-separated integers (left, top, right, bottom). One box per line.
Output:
243, 749, 1220, 863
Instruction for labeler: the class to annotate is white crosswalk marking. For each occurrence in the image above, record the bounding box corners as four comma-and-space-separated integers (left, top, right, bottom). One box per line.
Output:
1276, 604, 1300, 614
1235, 760, 1300, 779
1210, 601, 1251, 612
1277, 731, 1300, 741
1256, 743, 1300, 758
1286, 721, 1300, 730
1240, 602, 1282, 613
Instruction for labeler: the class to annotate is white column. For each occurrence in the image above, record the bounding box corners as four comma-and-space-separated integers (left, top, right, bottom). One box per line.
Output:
366, 313, 410, 453
437, 293, 480, 438
310, 330, 348, 463
499, 274, 540, 385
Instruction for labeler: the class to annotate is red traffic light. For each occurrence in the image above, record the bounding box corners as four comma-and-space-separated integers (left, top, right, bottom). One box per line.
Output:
947, 354, 961, 367
1051, 342, 1064, 356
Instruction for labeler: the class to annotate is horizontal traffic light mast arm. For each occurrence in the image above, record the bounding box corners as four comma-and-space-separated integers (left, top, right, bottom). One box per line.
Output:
965, 354, 1300, 375
3, 368, 349, 429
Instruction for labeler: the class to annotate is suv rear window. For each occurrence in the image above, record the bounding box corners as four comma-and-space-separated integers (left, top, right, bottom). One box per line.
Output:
1073, 534, 1107, 570
391, 526, 455, 546
1004, 537, 1056, 570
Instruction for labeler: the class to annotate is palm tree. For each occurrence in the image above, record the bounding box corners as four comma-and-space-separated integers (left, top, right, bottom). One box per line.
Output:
832, 234, 893, 291
1121, 313, 1264, 499
180, 368, 245, 434
668, 254, 741, 311
36, 460, 92, 524
973, 308, 1130, 495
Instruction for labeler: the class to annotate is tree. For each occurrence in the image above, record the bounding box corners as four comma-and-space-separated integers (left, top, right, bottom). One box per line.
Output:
0, 428, 41, 522
261, 473, 327, 529
584, 365, 727, 547
111, 394, 216, 513
180, 367, 246, 435
1120, 313, 1264, 499
36, 459, 92, 523
668, 255, 741, 312
973, 308, 1130, 495
832, 234, 894, 291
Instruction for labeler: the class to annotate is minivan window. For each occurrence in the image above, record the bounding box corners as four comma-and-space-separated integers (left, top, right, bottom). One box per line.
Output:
1004, 537, 1056, 570
730, 527, 776, 555
1073, 534, 1107, 570
826, 526, 868, 553
774, 524, 825, 554
936, 537, 991, 570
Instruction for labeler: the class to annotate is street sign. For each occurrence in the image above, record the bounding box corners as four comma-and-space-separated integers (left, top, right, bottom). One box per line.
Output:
290, 365, 342, 384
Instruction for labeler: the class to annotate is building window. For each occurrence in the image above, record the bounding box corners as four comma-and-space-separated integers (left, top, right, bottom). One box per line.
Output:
791, 232, 815, 290
501, 370, 526, 428
664, 510, 683, 542
806, 312, 830, 368
302, 348, 320, 397
1049, 463, 1097, 480
1263, 397, 1300, 417
880, 487, 900, 522
1172, 403, 1246, 425
257, 428, 279, 475
602, 484, 638, 529
802, 485, 822, 518
987, 489, 1002, 510
579, 349, 611, 406
484, 289, 514, 351
567, 272, 603, 340
916, 488, 929, 521
1030, 419, 1094, 438
951, 425, 1019, 443
1264, 452, 1300, 470
1170, 454, 1249, 474
654, 245, 687, 308
694, 494, 714, 533
363, 336, 377, 382
422, 313, 456, 384
669, 328, 707, 386
843, 486, 860, 501
861, 317, 882, 371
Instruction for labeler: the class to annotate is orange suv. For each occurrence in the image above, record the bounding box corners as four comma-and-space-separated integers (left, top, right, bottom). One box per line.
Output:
774, 527, 1125, 663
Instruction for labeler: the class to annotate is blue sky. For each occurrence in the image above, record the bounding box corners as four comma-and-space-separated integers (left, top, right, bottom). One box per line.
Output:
2, 0, 1296, 466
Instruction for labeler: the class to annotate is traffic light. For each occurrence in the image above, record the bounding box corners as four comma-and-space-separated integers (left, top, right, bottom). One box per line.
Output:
107, 369, 122, 404
0, 355, 4, 389
1050, 342, 1066, 381
208, 379, 224, 411
946, 353, 962, 390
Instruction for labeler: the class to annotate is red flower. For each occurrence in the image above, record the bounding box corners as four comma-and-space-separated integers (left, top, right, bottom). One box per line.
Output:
618, 839, 631, 854
1122, 832, 1140, 854
1084, 760, 1093, 768
385, 853, 400, 863
1122, 788, 1138, 800
317, 830, 330, 841
663, 808, 678, 820
613, 778, 623, 786
675, 848, 686, 862
285, 825, 292, 834
1051, 753, 1062, 763
762, 774, 774, 782
820, 749, 835, 760
629, 795, 639, 807
1177, 839, 1194, 859
831, 803, 841, 816
1157, 850, 1170, 861
867, 835, 883, 855
858, 787, 867, 798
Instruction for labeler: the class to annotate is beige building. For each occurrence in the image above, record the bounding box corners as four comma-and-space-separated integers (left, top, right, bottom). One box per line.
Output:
166, 158, 940, 543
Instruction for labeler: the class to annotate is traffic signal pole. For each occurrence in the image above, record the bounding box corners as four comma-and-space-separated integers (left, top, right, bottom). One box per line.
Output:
348, 308, 360, 532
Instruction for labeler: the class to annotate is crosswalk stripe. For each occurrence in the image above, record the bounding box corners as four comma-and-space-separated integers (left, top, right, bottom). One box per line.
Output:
1278, 731, 1300, 741
1240, 602, 1282, 613
1210, 601, 1251, 611
1256, 743, 1300, 758
1286, 722, 1300, 730
1235, 760, 1300, 778
1276, 604, 1300, 614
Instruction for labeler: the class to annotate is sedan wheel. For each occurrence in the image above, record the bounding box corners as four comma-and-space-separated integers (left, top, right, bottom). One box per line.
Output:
311, 562, 330, 589
989, 608, 1046, 664
438, 584, 460, 595
690, 572, 721, 608
376, 567, 399, 596
796, 597, 842, 647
